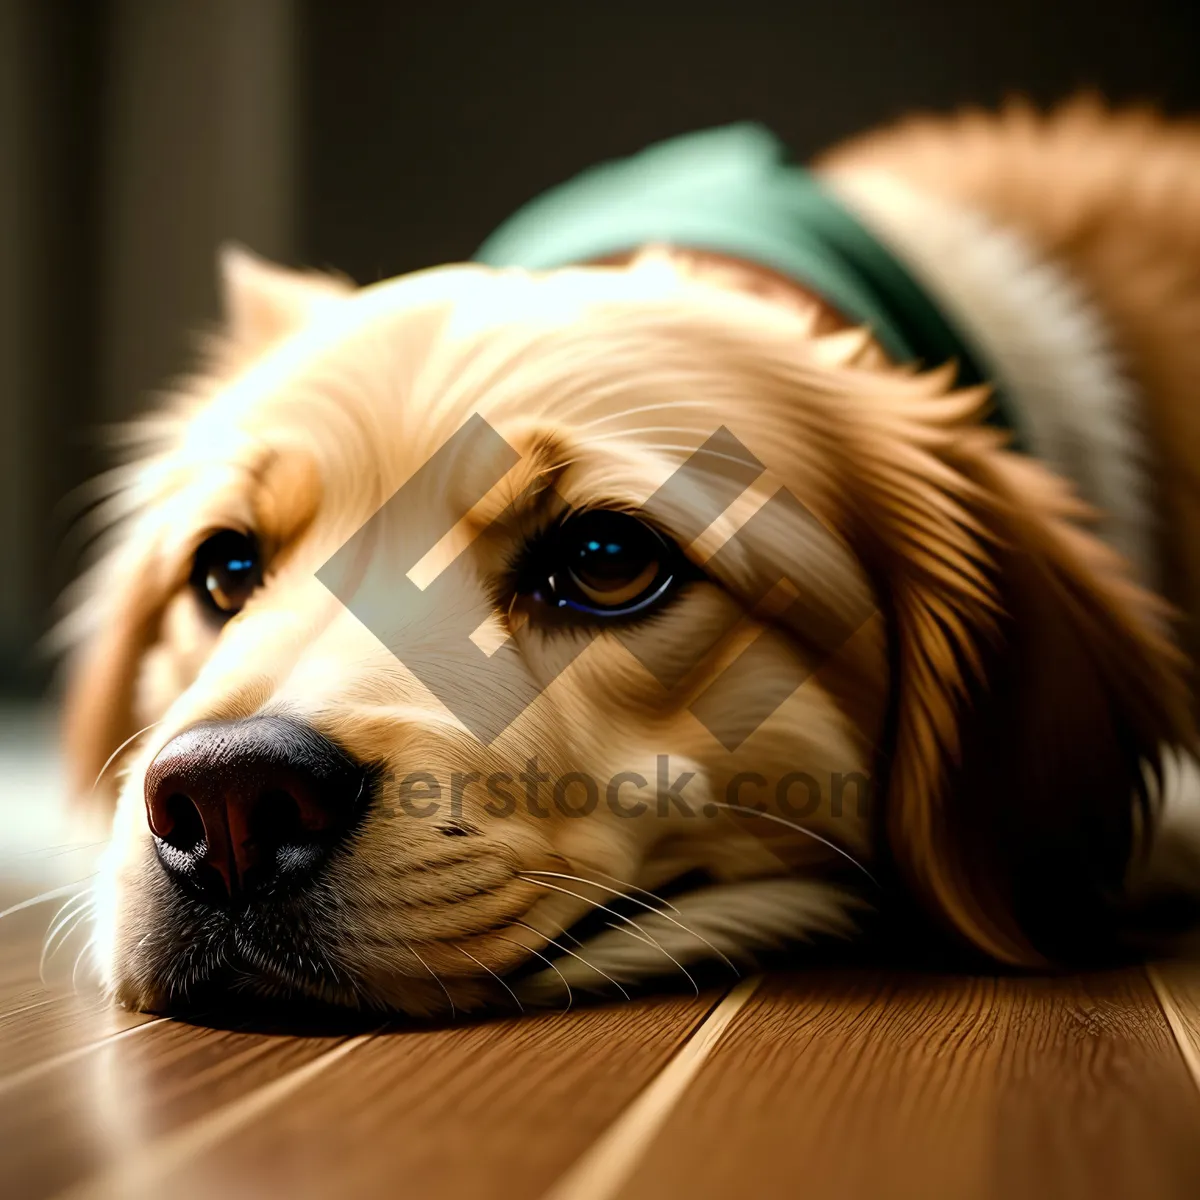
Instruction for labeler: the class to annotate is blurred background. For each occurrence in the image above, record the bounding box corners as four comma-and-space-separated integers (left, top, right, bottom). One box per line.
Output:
3, 0, 1200, 708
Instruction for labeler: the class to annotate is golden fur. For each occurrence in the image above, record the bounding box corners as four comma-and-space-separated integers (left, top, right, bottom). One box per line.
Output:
63, 103, 1200, 1015
822, 96, 1200, 682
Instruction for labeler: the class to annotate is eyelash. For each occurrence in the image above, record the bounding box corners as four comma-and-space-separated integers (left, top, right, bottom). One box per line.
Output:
186, 511, 699, 634
502, 509, 700, 626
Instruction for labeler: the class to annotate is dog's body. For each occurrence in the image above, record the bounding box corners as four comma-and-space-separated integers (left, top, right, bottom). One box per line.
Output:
822, 101, 1200, 920
823, 100, 1200, 660
65, 101, 1200, 1015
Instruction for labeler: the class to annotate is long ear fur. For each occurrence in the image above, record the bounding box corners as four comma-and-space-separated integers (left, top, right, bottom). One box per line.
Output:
847, 376, 1195, 965
60, 523, 174, 816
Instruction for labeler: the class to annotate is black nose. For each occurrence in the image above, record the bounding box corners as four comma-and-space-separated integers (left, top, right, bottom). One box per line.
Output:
144, 716, 366, 907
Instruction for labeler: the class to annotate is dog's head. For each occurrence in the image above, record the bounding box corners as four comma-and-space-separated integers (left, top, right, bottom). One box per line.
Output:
63, 248, 1193, 1015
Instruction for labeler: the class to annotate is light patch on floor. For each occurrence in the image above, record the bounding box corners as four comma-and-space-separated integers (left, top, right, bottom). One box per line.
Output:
0, 702, 99, 886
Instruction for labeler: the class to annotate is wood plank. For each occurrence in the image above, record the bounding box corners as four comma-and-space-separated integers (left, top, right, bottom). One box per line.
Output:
2, 1016, 349, 1200
0, 884, 140, 1077
1147, 960, 1200, 1089
62, 992, 722, 1200
610, 968, 1200, 1200
0, 888, 98, 1013
0, 992, 154, 1079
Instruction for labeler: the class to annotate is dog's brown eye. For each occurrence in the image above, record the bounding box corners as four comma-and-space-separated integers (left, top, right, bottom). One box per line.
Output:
191, 530, 261, 619
532, 511, 685, 618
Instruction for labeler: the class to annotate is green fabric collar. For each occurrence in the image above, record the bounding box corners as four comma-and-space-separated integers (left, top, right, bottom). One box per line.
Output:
475, 123, 1022, 448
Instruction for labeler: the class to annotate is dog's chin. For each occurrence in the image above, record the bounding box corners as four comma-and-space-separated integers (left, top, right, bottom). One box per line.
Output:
105, 853, 523, 1021
105, 864, 393, 1019
114, 918, 468, 1022
110, 893, 359, 1017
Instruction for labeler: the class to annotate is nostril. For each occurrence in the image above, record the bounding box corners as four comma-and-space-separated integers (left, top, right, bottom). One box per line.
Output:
248, 785, 340, 884
160, 793, 205, 852
253, 788, 304, 844
149, 790, 215, 890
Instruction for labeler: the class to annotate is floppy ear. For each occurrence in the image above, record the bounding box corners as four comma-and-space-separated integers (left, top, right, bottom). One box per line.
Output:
850, 379, 1195, 965
61, 248, 352, 816
217, 243, 352, 366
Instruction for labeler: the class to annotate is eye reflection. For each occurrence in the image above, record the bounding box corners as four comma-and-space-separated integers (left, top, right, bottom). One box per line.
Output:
523, 510, 688, 618
190, 530, 262, 619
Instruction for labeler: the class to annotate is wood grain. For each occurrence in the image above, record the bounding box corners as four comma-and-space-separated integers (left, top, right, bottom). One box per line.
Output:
64, 993, 722, 1200
0, 993, 154, 1080
0, 890, 151, 1077
0, 885, 97, 1012
613, 968, 1200, 1200
1147, 960, 1200, 1088
3, 879, 1200, 1200
1, 1016, 348, 1199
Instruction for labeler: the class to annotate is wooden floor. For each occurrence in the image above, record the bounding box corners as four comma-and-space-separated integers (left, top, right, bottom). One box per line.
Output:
4, 876, 1200, 1200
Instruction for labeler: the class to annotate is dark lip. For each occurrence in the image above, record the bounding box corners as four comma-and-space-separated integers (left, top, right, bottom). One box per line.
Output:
142, 912, 370, 1021
139, 849, 368, 1013
152, 961, 378, 1033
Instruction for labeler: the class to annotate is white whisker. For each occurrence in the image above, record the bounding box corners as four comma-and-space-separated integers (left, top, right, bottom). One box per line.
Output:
513, 920, 630, 1001
452, 944, 524, 1014
40, 911, 92, 988
1, 839, 106, 861
588, 868, 680, 914
603, 920, 656, 948
521, 871, 739, 974
518, 876, 703, 995
92, 720, 162, 793
71, 935, 98, 995
600, 922, 700, 996
43, 890, 94, 952
496, 934, 573, 1011
705, 802, 880, 887
0, 878, 96, 924
399, 936, 457, 1019
40, 894, 95, 983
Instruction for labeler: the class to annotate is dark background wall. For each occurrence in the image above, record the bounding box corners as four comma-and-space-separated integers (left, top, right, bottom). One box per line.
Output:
3, 0, 1200, 694
301, 1, 1200, 279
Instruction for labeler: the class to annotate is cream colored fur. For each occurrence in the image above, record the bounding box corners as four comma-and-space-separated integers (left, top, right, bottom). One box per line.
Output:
64, 111, 1200, 1016
75, 256, 894, 1014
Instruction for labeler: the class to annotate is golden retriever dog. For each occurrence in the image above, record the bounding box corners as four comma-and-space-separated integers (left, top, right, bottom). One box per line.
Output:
63, 99, 1200, 1016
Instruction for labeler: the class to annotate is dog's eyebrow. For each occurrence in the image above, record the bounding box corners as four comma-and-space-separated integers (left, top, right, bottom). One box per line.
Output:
407, 435, 569, 590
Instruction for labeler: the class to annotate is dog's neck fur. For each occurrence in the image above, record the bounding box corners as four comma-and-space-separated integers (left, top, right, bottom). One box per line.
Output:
819, 168, 1157, 592
638, 176, 1157, 593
